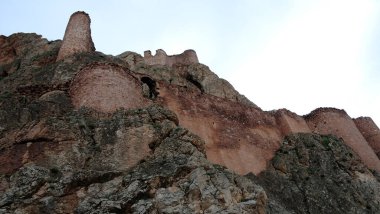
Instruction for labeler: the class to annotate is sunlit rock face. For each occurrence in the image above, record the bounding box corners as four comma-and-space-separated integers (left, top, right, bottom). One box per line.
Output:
156, 83, 283, 175
57, 11, 95, 61
2, 10, 380, 213
69, 63, 150, 112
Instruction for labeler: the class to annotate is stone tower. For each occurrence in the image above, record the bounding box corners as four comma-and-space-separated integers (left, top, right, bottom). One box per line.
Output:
56, 11, 95, 61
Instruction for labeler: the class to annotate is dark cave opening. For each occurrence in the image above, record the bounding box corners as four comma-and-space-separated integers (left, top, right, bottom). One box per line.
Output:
141, 76, 159, 99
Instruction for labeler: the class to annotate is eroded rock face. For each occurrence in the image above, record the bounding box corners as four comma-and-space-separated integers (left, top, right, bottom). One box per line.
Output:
0, 100, 267, 213
0, 33, 61, 77
2, 10, 380, 213
251, 133, 380, 213
156, 83, 282, 175
56, 11, 95, 61
69, 63, 151, 112
131, 60, 380, 175
305, 108, 380, 172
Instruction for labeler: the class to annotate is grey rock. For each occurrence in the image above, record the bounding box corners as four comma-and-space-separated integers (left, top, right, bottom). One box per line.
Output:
250, 133, 380, 214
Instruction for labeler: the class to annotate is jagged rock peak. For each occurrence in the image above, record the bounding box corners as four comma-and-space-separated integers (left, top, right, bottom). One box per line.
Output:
56, 11, 95, 61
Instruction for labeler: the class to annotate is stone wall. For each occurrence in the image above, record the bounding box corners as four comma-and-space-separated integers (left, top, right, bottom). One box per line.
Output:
354, 117, 380, 158
143, 49, 198, 67
274, 109, 311, 136
56, 11, 95, 61
69, 63, 150, 112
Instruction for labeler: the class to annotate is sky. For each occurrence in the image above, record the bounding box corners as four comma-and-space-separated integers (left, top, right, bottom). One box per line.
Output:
1, 0, 379, 126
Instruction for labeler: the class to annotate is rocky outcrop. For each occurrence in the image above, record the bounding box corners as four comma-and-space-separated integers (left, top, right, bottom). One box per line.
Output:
0, 33, 61, 77
2, 10, 380, 213
0, 95, 267, 213
56, 11, 95, 61
251, 133, 380, 213
354, 117, 380, 159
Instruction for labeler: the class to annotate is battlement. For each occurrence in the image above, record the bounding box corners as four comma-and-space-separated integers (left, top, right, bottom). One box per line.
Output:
143, 49, 198, 67
56, 11, 95, 61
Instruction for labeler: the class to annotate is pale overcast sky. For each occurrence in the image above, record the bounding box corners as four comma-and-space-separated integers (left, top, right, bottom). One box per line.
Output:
1, 0, 379, 126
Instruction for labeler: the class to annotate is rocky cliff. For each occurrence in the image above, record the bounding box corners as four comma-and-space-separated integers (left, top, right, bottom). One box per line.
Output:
1, 11, 380, 213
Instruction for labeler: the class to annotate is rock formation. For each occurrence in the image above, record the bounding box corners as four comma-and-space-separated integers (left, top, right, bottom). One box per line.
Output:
250, 134, 380, 213
1, 11, 380, 213
56, 11, 95, 61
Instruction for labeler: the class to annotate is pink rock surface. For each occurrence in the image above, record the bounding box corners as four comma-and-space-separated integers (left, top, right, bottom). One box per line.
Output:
157, 82, 282, 175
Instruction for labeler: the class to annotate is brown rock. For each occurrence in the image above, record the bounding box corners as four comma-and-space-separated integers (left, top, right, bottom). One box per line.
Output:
56, 11, 95, 61
354, 117, 380, 158
156, 82, 282, 175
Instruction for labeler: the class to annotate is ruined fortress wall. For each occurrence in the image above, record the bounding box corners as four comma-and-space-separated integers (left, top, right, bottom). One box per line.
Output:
354, 117, 380, 158
157, 82, 282, 175
144, 49, 198, 67
274, 109, 311, 136
305, 108, 380, 172
57, 11, 95, 61
69, 63, 150, 113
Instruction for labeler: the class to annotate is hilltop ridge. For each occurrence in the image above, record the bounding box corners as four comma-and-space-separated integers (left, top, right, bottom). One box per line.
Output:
1, 11, 380, 213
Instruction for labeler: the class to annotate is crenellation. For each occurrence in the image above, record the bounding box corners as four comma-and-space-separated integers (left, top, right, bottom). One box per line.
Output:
143, 49, 199, 67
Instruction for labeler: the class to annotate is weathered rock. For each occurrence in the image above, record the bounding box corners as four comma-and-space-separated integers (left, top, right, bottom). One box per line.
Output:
0, 104, 267, 213
250, 133, 380, 214
1, 10, 380, 213
156, 83, 282, 175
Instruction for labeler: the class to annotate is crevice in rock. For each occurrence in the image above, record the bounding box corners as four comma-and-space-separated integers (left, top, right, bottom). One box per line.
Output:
185, 74, 204, 93
141, 76, 159, 99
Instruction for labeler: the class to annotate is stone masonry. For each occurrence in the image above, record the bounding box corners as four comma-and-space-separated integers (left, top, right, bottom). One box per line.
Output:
144, 49, 199, 67
56, 11, 95, 61
354, 117, 380, 158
